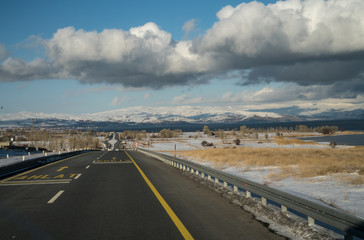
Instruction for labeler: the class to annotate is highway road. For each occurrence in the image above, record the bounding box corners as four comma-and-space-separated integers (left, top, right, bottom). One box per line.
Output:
0, 150, 286, 240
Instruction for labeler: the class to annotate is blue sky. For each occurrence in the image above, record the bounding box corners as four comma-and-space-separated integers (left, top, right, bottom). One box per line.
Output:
1, 0, 364, 116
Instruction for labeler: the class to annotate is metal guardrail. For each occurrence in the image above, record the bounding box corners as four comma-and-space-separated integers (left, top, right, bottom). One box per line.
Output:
138, 148, 364, 240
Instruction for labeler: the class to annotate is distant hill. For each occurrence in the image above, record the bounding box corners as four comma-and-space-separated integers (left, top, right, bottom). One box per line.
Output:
0, 105, 363, 130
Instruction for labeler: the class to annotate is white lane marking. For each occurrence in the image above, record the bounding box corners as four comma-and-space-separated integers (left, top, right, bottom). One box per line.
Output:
1, 181, 70, 186
85, 165, 90, 169
47, 190, 65, 204
74, 174, 82, 180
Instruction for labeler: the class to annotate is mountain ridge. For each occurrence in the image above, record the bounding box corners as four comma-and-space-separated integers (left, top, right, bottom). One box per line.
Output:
0, 105, 363, 129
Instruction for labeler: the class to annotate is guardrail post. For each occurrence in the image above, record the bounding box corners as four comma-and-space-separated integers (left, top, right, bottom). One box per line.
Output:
246, 191, 251, 198
208, 175, 211, 181
22, 156, 25, 161
28, 152, 30, 155
7, 154, 9, 159
139, 149, 364, 239
308, 216, 315, 226
281, 205, 287, 214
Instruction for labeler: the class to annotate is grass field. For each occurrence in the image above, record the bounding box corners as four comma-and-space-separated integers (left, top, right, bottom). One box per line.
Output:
274, 137, 318, 145
180, 146, 364, 185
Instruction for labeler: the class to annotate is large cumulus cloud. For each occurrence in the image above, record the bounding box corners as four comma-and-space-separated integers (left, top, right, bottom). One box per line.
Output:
193, 0, 364, 84
1, 23, 205, 88
1, 0, 364, 93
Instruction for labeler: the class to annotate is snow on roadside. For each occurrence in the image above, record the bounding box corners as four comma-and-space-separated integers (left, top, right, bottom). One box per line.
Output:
222, 166, 364, 219
146, 133, 364, 221
0, 151, 71, 167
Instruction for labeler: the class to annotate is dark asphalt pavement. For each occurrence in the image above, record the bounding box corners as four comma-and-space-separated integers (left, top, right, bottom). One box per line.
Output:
0, 150, 285, 240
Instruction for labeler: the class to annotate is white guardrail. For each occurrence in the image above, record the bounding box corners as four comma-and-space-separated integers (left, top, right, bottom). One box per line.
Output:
138, 148, 364, 240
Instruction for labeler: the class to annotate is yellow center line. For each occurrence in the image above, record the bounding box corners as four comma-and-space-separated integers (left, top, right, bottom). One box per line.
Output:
0, 152, 89, 184
125, 151, 194, 240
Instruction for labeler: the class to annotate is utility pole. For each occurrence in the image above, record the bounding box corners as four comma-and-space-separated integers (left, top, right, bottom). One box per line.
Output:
28, 118, 37, 131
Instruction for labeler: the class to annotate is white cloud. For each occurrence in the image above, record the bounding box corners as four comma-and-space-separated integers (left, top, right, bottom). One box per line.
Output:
198, 0, 364, 56
182, 19, 196, 39
46, 23, 172, 65
223, 79, 364, 104
111, 96, 122, 106
144, 92, 151, 100
171, 93, 203, 105
0, 44, 7, 60
217, 95, 364, 118
0, 0, 363, 98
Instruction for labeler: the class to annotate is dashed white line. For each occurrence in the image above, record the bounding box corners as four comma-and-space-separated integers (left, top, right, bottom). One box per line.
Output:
47, 190, 64, 204
85, 165, 90, 169
74, 174, 82, 180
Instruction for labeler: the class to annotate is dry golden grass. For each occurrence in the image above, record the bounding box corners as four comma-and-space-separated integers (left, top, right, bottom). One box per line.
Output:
342, 131, 364, 135
0, 142, 9, 147
181, 147, 364, 185
274, 137, 318, 145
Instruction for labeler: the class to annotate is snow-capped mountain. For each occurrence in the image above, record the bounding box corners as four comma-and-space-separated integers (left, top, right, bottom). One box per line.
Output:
0, 105, 362, 129
84, 106, 287, 123
0, 106, 297, 126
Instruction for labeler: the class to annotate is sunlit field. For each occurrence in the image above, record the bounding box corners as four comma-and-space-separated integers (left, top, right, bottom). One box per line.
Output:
180, 146, 364, 185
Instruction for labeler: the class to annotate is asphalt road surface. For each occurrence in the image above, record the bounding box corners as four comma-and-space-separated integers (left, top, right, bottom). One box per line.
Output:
0, 150, 286, 240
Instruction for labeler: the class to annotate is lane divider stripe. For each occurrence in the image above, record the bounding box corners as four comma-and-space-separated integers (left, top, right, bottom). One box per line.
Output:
125, 151, 194, 240
47, 190, 64, 204
74, 174, 82, 180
